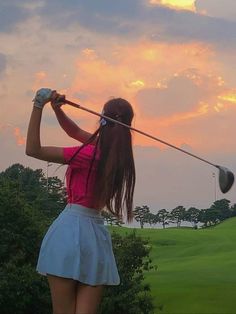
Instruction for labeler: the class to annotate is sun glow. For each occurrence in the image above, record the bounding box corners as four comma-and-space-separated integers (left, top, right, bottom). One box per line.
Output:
218, 93, 236, 104
149, 0, 196, 11
129, 80, 145, 88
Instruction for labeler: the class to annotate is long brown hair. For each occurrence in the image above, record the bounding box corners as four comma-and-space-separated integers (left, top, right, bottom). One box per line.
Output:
68, 98, 136, 223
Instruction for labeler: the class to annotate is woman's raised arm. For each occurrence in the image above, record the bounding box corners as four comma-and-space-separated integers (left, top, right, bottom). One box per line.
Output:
51, 94, 94, 144
25, 89, 65, 164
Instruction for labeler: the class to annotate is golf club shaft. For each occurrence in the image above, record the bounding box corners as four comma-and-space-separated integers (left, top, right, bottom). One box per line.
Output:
65, 99, 217, 168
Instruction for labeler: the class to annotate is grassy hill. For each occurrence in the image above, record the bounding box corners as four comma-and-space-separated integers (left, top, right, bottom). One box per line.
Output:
109, 218, 236, 314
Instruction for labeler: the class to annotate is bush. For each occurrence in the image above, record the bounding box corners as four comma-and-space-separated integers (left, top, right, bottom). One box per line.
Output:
98, 230, 156, 314
0, 261, 51, 314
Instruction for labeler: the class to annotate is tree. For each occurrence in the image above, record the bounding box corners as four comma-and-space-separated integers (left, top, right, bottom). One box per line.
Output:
134, 205, 150, 228
98, 230, 156, 314
231, 203, 236, 217
169, 206, 186, 227
198, 208, 219, 227
0, 163, 45, 205
0, 176, 51, 314
145, 212, 156, 228
0, 261, 51, 314
185, 207, 200, 229
198, 199, 232, 228
39, 176, 67, 219
156, 209, 169, 229
102, 210, 125, 227
210, 199, 231, 222
0, 163, 67, 220
198, 209, 207, 227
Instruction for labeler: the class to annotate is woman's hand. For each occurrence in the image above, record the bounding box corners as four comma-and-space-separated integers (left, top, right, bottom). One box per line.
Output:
33, 88, 55, 109
51, 92, 66, 111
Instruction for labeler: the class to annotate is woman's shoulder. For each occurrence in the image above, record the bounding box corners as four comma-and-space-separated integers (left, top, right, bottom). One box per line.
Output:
63, 144, 100, 164
82, 144, 100, 155
73, 144, 100, 161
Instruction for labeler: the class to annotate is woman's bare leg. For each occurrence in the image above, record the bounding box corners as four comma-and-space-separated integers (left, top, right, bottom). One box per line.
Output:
75, 281, 104, 314
47, 274, 77, 314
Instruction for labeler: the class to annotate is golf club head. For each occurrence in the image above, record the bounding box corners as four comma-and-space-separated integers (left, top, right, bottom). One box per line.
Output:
216, 166, 234, 193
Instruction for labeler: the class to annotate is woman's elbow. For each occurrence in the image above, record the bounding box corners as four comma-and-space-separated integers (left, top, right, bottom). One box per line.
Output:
25, 148, 38, 157
25, 149, 33, 157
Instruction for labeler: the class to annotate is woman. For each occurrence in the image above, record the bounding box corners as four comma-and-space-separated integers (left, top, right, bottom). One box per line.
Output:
26, 88, 136, 314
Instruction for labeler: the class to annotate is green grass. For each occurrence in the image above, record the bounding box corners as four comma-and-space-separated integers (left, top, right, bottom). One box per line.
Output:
109, 218, 236, 314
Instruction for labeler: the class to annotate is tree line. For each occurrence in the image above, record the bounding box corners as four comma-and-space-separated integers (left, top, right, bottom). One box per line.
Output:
104, 199, 236, 229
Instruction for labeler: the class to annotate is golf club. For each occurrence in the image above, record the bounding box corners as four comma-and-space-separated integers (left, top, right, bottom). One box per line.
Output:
64, 98, 234, 194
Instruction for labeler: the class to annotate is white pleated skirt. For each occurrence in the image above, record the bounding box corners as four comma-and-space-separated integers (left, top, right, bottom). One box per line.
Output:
36, 203, 120, 286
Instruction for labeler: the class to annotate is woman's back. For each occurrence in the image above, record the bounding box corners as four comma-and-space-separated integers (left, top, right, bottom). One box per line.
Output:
63, 144, 100, 209
65, 98, 136, 222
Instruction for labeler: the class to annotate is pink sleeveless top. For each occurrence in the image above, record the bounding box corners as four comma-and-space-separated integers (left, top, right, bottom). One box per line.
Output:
63, 144, 100, 209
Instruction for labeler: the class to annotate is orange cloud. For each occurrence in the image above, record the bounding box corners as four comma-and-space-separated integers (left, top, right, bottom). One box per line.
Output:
0, 124, 26, 146
158, 101, 209, 127
63, 39, 234, 153
70, 41, 215, 104
14, 127, 26, 146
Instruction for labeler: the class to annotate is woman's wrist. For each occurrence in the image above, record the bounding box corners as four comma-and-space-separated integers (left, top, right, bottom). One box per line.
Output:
52, 105, 63, 113
32, 105, 43, 112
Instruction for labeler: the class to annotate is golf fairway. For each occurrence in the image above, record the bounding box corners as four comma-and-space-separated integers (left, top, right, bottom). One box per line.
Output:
109, 218, 236, 314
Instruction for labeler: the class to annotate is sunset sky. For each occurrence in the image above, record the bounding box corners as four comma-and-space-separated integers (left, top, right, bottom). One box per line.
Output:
1, 0, 236, 213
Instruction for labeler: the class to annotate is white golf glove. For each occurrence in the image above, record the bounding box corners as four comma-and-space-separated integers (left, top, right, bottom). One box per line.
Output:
32, 88, 55, 109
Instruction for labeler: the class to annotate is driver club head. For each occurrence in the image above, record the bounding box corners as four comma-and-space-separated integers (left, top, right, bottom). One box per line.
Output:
216, 166, 234, 193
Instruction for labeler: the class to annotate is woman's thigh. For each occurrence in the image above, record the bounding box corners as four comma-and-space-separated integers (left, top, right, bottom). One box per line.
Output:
47, 274, 78, 314
75, 282, 104, 314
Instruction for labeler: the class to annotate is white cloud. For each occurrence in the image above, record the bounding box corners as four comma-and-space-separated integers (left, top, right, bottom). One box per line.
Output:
196, 0, 236, 21
21, 0, 236, 47
0, 1, 29, 32
0, 53, 7, 76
